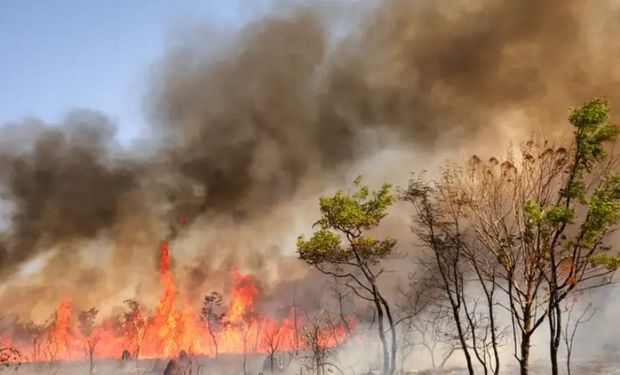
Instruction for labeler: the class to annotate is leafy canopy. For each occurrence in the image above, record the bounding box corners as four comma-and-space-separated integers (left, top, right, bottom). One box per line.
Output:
297, 176, 397, 266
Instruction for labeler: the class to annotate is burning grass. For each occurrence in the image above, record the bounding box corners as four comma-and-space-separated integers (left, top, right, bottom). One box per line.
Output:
0, 242, 354, 364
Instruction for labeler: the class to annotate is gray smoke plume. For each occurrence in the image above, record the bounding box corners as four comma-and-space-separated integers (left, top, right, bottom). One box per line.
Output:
0, 112, 140, 276
0, 0, 619, 319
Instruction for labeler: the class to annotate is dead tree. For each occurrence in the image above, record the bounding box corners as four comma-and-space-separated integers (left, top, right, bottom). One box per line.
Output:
24, 321, 45, 364
405, 178, 502, 375
561, 299, 595, 375
78, 308, 100, 375
261, 324, 282, 374
410, 306, 462, 373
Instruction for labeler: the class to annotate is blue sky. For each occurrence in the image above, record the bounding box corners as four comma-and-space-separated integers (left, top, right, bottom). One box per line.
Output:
0, 0, 265, 143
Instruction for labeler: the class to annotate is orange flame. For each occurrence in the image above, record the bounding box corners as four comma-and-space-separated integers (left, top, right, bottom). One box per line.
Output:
3, 242, 354, 362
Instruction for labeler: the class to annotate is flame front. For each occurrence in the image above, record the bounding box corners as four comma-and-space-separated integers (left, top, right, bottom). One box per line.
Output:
1, 242, 354, 362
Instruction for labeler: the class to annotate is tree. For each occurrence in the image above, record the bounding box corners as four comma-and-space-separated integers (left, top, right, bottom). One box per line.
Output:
261, 324, 282, 374
23, 321, 45, 364
297, 177, 398, 375
120, 299, 150, 361
404, 176, 502, 375
404, 97, 620, 375
200, 291, 226, 358
561, 298, 595, 375
78, 308, 99, 375
43, 301, 71, 366
409, 305, 462, 373
300, 308, 343, 375
541, 98, 620, 375
223, 305, 258, 375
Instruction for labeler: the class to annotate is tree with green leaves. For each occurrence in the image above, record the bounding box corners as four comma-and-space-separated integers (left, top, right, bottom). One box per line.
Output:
405, 97, 620, 375
541, 97, 620, 374
297, 177, 398, 375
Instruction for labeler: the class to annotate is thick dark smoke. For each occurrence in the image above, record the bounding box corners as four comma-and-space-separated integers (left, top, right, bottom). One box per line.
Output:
0, 0, 619, 319
149, 10, 327, 221
0, 111, 139, 277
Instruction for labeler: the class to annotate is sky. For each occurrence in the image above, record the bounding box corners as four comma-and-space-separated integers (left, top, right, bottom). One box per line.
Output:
0, 0, 266, 144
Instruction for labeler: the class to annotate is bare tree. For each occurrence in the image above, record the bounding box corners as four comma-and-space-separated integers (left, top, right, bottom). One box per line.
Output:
410, 306, 462, 373
226, 306, 258, 375
300, 309, 341, 375
23, 321, 45, 364
42, 303, 70, 367
262, 324, 282, 374
78, 308, 99, 375
404, 178, 503, 375
561, 298, 595, 375
404, 98, 620, 375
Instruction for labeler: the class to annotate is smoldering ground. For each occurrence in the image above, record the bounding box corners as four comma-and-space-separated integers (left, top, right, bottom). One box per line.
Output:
1, 0, 620, 322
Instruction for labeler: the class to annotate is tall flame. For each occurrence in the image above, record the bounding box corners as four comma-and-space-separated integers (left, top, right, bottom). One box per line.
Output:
1, 242, 354, 362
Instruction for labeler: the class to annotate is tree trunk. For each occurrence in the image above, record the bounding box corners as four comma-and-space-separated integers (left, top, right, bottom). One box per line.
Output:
270, 353, 274, 375
372, 296, 390, 375
379, 295, 397, 375
520, 334, 531, 375
520, 312, 532, 375
89, 344, 95, 375
208, 327, 218, 358
549, 300, 562, 375
449, 298, 474, 375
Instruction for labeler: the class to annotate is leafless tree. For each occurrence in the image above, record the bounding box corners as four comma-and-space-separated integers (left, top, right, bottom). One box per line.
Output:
301, 309, 337, 375
262, 324, 282, 374
410, 306, 462, 373
78, 308, 99, 375
42, 306, 70, 368
24, 321, 45, 364
561, 298, 595, 375
404, 177, 503, 375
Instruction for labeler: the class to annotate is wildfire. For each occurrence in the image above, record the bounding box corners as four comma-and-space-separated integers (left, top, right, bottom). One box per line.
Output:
2, 242, 354, 363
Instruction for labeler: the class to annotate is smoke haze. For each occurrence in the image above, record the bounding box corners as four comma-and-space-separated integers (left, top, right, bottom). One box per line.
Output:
1, 0, 620, 323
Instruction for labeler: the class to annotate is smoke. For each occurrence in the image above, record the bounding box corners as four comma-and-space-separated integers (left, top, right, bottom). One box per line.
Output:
0, 112, 140, 274
1, 0, 620, 321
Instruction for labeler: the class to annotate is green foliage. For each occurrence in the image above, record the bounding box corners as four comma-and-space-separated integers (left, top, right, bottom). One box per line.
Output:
569, 98, 619, 172
524, 200, 544, 223
569, 98, 611, 129
545, 206, 576, 228
297, 229, 345, 265
581, 175, 620, 247
315, 176, 396, 233
590, 253, 620, 271
297, 176, 397, 267
523, 200, 575, 237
